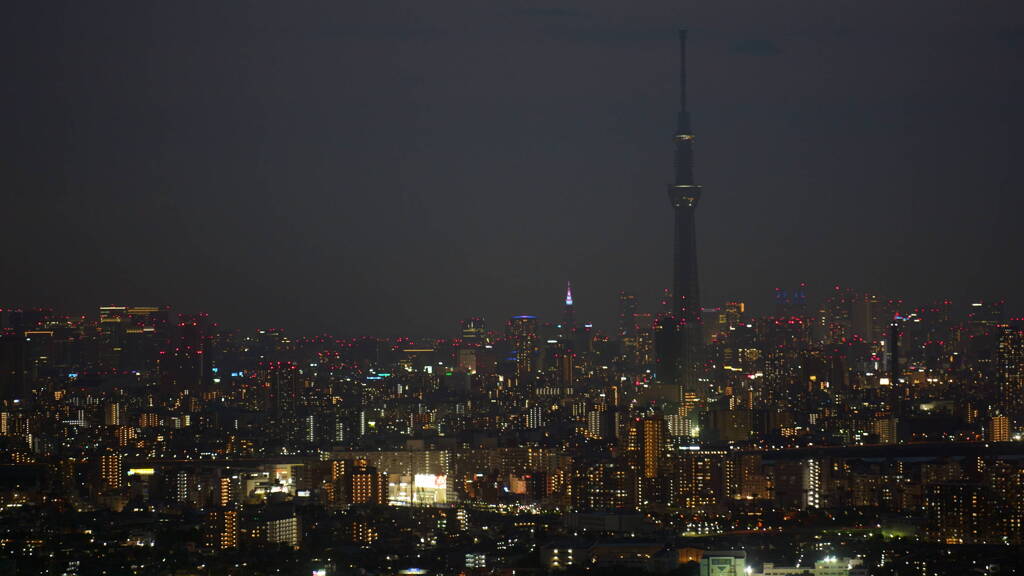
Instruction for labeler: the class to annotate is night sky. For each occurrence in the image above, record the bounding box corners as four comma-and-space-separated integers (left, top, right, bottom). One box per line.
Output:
3, 2, 1024, 336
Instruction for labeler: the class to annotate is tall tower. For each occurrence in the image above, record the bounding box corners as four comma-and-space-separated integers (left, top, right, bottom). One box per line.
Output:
562, 281, 576, 338
664, 30, 703, 403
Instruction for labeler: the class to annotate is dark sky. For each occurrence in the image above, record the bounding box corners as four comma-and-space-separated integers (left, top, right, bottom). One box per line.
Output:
3, 2, 1024, 336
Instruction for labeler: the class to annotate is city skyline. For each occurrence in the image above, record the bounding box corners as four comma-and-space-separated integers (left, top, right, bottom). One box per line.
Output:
3, 2, 1024, 335
3, 6, 1024, 574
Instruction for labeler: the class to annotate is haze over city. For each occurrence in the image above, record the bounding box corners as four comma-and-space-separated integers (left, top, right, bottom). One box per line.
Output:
4, 2, 1023, 334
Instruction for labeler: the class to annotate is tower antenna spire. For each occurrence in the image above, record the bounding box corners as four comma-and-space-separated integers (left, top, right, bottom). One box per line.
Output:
677, 30, 690, 134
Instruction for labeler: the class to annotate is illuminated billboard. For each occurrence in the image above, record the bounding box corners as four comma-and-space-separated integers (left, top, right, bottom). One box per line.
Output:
414, 474, 446, 490
390, 474, 448, 505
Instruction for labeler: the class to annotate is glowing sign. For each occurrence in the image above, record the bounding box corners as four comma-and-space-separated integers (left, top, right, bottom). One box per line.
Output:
413, 474, 447, 489
127, 468, 155, 476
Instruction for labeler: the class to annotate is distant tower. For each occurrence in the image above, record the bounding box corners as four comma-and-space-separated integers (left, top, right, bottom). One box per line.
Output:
561, 281, 576, 339
661, 30, 704, 405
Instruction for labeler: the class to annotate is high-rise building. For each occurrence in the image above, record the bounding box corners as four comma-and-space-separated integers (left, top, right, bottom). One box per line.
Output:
998, 326, 1024, 427
653, 316, 685, 404
139, 412, 160, 428
264, 505, 301, 549
989, 415, 1011, 442
161, 313, 215, 396
175, 470, 195, 504
817, 286, 858, 345
662, 30, 704, 407
987, 459, 1024, 545
774, 284, 807, 318
724, 301, 745, 326
99, 452, 124, 491
621, 412, 670, 504
804, 458, 823, 509
924, 482, 991, 544
507, 315, 538, 382
218, 475, 237, 507
527, 403, 545, 429
460, 317, 486, 344
640, 415, 666, 479
351, 521, 379, 544
667, 449, 722, 510
97, 305, 170, 371
586, 408, 615, 440
969, 300, 1006, 326
213, 509, 239, 550
103, 402, 122, 426
0, 334, 28, 404
634, 313, 656, 367
659, 288, 673, 317
577, 460, 637, 510
257, 361, 301, 421
347, 460, 388, 505
618, 291, 638, 338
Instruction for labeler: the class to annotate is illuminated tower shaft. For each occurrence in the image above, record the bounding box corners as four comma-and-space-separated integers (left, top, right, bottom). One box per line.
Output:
667, 30, 703, 399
